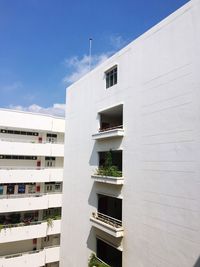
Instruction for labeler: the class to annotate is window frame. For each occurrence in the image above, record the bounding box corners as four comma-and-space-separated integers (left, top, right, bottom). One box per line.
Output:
105, 65, 118, 89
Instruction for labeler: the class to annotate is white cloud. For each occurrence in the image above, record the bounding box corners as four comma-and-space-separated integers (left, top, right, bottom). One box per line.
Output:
109, 34, 127, 50
63, 53, 110, 84
62, 34, 127, 85
8, 103, 65, 117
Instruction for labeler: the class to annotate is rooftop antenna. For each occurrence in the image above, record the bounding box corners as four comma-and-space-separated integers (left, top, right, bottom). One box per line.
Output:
89, 38, 93, 71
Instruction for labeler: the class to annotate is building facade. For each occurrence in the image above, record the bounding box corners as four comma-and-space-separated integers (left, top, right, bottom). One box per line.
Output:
61, 0, 200, 266
0, 109, 65, 267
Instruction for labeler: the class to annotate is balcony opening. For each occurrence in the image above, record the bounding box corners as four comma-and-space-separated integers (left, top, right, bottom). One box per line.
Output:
99, 104, 123, 132
98, 194, 122, 221
97, 238, 122, 267
96, 150, 122, 178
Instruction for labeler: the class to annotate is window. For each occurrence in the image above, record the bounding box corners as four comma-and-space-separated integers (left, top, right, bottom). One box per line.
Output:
105, 66, 117, 88
18, 184, 25, 194
0, 129, 38, 136
0, 155, 37, 160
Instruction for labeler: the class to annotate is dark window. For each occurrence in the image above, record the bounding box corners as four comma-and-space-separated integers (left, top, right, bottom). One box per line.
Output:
45, 157, 55, 161
7, 184, 15, 194
0, 129, 38, 136
47, 133, 57, 138
105, 66, 117, 89
0, 155, 37, 160
18, 184, 25, 194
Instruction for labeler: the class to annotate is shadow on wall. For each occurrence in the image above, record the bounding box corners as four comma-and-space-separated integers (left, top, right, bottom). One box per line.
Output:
86, 226, 96, 251
88, 182, 97, 207
89, 139, 123, 167
194, 256, 200, 267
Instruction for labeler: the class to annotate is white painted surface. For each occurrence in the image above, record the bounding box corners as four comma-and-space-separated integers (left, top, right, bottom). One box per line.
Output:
92, 129, 124, 140
45, 246, 60, 263
0, 250, 45, 267
0, 246, 60, 267
0, 220, 61, 243
90, 217, 124, 238
61, 1, 200, 266
91, 174, 124, 185
0, 168, 63, 183
0, 193, 62, 212
0, 109, 65, 133
0, 140, 64, 157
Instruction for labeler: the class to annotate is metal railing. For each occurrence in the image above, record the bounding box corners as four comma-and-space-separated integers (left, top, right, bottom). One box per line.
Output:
0, 245, 60, 259
0, 138, 64, 145
92, 212, 122, 228
99, 125, 123, 133
0, 166, 62, 170
0, 191, 62, 199
0, 217, 61, 231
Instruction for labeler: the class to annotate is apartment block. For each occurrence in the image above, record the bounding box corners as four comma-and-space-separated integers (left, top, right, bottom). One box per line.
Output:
61, 0, 200, 266
0, 109, 65, 267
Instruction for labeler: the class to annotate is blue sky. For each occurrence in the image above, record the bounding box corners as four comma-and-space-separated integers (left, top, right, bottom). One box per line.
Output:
0, 0, 189, 116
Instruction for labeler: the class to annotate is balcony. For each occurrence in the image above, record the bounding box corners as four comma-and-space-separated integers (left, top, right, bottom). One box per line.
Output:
92, 126, 124, 140
0, 140, 64, 157
93, 104, 124, 141
91, 174, 124, 185
93, 150, 123, 185
0, 219, 61, 243
0, 193, 62, 213
0, 245, 60, 267
90, 212, 124, 238
0, 167, 63, 183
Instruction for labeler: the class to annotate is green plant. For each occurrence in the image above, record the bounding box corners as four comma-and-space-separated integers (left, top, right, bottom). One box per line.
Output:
52, 214, 61, 220
46, 217, 53, 228
95, 151, 122, 177
0, 224, 3, 232
88, 253, 110, 267
96, 166, 122, 177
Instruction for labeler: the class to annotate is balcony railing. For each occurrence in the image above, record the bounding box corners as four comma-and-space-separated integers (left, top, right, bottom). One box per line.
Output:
92, 125, 124, 140
0, 166, 62, 170
0, 138, 64, 144
0, 245, 60, 260
92, 212, 122, 228
99, 125, 123, 132
0, 217, 61, 230
0, 192, 62, 199
90, 212, 124, 237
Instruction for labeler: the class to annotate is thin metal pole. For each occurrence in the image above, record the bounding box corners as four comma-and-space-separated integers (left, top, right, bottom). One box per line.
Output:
89, 38, 92, 70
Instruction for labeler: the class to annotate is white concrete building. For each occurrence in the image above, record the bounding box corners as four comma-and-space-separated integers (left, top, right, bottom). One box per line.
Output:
0, 109, 65, 267
61, 0, 200, 266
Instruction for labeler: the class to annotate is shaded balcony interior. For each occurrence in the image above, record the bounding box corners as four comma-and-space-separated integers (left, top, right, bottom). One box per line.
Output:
0, 208, 61, 227
0, 128, 64, 144
98, 194, 122, 221
97, 238, 122, 267
99, 105, 123, 132
44, 262, 59, 267
0, 234, 60, 257
90, 195, 123, 237
0, 155, 63, 169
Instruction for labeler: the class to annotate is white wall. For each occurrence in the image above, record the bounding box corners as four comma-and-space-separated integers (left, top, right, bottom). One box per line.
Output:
61, 1, 200, 266
0, 246, 60, 267
0, 220, 61, 243
0, 141, 64, 157
0, 168, 63, 183
0, 109, 65, 133
0, 193, 62, 213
